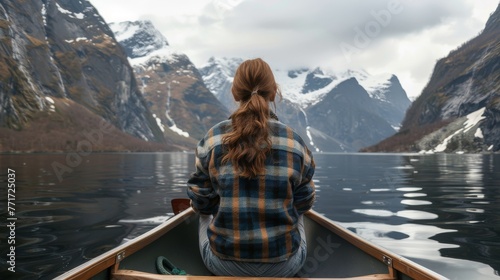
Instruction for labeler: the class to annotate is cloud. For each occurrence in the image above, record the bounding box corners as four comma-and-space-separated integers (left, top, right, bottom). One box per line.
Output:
89, 0, 498, 98
221, 1, 472, 42
185, 0, 480, 66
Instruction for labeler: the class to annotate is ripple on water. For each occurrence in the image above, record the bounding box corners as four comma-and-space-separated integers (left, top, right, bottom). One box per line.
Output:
352, 209, 393, 217
404, 193, 427, 198
400, 199, 432, 206
352, 209, 438, 220
466, 208, 485, 213
396, 187, 423, 192
396, 210, 438, 220
361, 201, 386, 206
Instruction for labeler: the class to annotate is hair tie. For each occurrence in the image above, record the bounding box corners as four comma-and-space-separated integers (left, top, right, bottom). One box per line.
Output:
251, 90, 258, 96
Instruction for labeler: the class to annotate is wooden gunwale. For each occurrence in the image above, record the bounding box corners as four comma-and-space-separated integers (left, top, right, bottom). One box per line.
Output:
56, 208, 196, 280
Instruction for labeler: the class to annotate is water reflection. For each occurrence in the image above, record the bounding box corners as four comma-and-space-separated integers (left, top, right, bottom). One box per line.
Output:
404, 154, 500, 275
1, 153, 499, 279
312, 153, 500, 279
352, 209, 438, 220
338, 222, 457, 259
0, 153, 195, 280
400, 199, 432, 206
121, 153, 193, 240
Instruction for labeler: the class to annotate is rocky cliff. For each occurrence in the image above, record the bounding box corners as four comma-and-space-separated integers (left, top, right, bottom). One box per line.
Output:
0, 0, 169, 152
364, 3, 500, 153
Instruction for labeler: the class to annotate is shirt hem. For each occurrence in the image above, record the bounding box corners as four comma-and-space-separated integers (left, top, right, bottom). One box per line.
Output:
210, 245, 299, 263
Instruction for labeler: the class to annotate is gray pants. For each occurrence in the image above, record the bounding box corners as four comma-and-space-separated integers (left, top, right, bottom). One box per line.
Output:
198, 214, 307, 277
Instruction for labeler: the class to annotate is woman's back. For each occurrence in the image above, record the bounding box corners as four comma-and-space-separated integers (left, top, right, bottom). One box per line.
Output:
190, 118, 315, 262
187, 58, 315, 277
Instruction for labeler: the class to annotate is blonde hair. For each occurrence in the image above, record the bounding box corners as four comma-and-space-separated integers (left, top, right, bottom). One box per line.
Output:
222, 58, 281, 178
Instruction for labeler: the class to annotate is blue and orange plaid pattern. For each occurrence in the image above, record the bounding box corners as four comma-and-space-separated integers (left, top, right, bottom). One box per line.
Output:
187, 119, 315, 263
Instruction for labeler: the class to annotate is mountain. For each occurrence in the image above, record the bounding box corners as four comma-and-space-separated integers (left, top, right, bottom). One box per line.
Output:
199, 57, 243, 112
306, 78, 398, 151
201, 58, 411, 152
0, 0, 170, 152
110, 21, 229, 146
365, 75, 412, 130
364, 3, 500, 153
103, 19, 410, 152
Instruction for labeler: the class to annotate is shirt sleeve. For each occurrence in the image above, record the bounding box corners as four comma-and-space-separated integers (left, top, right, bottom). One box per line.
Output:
186, 138, 220, 215
293, 147, 316, 215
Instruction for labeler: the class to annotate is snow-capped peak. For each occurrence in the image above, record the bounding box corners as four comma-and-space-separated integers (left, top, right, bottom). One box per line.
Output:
201, 57, 243, 79
109, 20, 183, 66
274, 67, 395, 108
202, 57, 408, 110
109, 20, 169, 59
346, 70, 395, 100
273, 67, 342, 108
200, 57, 243, 101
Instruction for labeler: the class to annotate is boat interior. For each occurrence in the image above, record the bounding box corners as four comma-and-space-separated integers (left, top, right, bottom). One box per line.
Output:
56, 200, 444, 279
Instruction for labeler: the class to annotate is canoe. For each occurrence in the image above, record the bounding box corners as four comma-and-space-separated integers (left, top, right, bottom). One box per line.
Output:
55, 199, 447, 280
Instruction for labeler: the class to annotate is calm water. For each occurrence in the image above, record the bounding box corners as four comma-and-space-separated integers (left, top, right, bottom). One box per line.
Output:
0, 153, 499, 279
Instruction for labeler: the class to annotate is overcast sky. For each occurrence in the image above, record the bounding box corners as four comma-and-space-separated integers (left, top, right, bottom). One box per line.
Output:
89, 0, 498, 99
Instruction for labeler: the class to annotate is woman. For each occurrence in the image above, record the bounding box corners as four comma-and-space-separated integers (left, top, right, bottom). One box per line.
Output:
187, 58, 315, 277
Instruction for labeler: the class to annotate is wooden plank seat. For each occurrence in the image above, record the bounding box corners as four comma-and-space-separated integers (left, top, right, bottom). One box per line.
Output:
112, 269, 396, 280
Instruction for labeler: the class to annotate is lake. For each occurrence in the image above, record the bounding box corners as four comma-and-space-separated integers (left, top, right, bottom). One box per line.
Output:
1, 153, 499, 279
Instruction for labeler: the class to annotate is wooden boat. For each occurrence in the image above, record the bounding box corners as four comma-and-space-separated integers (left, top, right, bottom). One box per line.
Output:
55, 199, 447, 280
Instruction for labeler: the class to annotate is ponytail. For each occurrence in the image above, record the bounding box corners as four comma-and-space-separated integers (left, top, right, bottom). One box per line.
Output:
222, 58, 281, 178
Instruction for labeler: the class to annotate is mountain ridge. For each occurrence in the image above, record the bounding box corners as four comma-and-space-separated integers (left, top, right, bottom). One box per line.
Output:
201, 56, 412, 152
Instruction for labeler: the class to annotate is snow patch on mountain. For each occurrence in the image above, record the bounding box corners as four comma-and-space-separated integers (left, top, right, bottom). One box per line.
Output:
41, 4, 47, 25
165, 82, 190, 138
464, 107, 486, 132
153, 114, 165, 132
45, 97, 55, 112
128, 48, 180, 67
56, 3, 85, 19
419, 107, 486, 154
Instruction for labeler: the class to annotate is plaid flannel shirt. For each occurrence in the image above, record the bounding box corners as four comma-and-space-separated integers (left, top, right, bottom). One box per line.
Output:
187, 119, 315, 263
